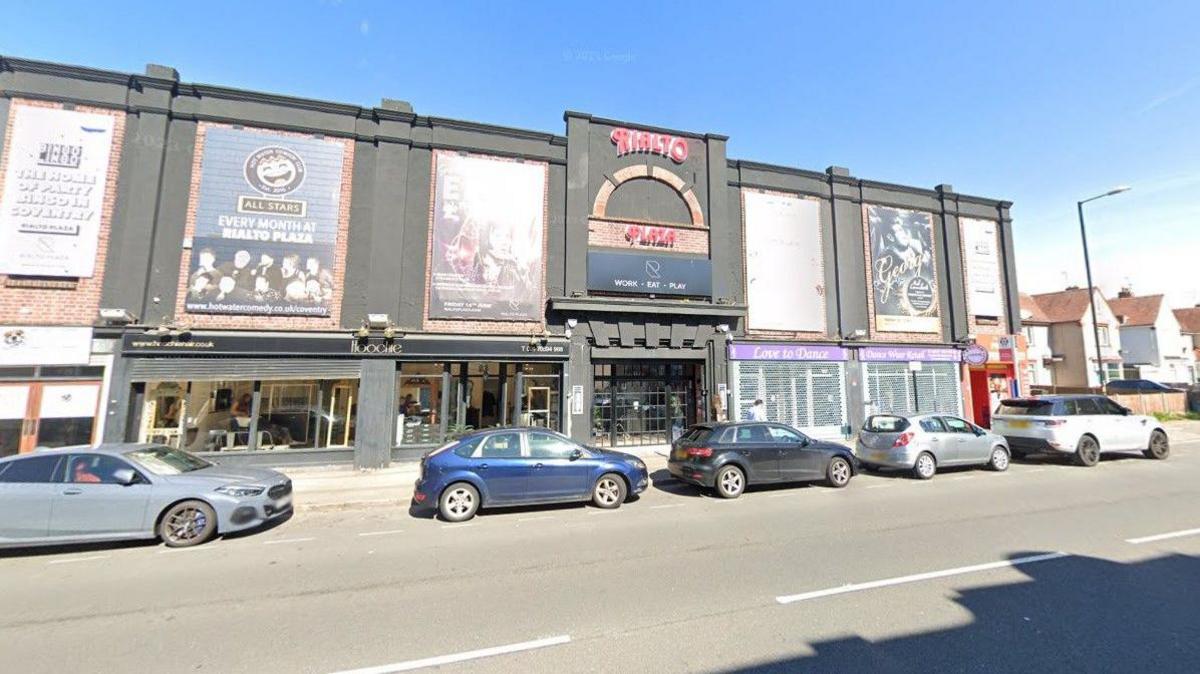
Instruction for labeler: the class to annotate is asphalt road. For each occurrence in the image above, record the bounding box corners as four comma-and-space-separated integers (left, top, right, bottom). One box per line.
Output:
3, 442, 1200, 673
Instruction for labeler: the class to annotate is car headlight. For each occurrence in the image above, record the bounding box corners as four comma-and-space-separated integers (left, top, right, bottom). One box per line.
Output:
215, 485, 265, 497
632, 459, 646, 471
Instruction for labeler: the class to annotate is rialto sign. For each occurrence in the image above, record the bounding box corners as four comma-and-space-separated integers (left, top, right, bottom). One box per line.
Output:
610, 127, 689, 164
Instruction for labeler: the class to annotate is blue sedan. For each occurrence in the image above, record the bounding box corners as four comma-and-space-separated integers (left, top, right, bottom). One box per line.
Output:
413, 428, 649, 521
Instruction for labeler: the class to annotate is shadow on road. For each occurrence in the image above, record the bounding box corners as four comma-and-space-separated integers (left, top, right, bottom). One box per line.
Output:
722, 550, 1200, 672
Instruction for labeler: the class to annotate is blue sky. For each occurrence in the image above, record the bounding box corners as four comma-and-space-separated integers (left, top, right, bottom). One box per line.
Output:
3, 0, 1197, 306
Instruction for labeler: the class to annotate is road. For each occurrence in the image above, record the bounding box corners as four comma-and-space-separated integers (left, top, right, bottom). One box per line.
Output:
3, 441, 1200, 673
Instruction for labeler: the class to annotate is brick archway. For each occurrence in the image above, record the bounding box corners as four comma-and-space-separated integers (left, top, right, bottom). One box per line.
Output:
591, 164, 705, 227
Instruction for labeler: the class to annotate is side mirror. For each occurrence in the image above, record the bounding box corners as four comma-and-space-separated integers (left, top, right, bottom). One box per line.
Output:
112, 468, 139, 486
569, 448, 584, 461
1121, 406, 1131, 416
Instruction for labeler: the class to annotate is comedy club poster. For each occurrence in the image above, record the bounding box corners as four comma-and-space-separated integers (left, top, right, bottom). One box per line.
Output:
428, 152, 547, 321
867, 205, 940, 332
185, 127, 346, 317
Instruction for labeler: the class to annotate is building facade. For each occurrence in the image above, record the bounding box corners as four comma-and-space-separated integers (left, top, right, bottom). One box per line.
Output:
0, 56, 1019, 466
1026, 287, 1123, 389
1108, 291, 1196, 385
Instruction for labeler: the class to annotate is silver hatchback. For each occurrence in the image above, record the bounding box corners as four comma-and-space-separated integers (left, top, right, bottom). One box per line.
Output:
855, 414, 1011, 479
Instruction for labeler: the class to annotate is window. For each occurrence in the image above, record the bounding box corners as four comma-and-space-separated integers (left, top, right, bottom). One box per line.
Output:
0, 456, 62, 483
997, 401, 1058, 416
125, 446, 211, 475
528, 432, 579, 459
767, 426, 806, 443
863, 415, 910, 433
731, 425, 770, 443
1061, 399, 1080, 415
919, 418, 947, 433
1098, 326, 1110, 346
941, 417, 974, 434
680, 427, 712, 443
477, 432, 522, 459
67, 454, 133, 484
452, 437, 482, 459
1075, 398, 1103, 415
1023, 327, 1037, 347
1099, 398, 1127, 415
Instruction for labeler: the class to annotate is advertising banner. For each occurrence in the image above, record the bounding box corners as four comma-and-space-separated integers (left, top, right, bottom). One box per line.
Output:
742, 191, 825, 332
185, 127, 346, 317
0, 326, 92, 365
429, 152, 547, 321
866, 205, 940, 332
0, 106, 115, 277
587, 250, 712, 296
961, 218, 1003, 317
727, 342, 849, 361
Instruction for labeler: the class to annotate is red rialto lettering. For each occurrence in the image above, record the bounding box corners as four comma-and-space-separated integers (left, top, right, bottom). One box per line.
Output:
669, 138, 688, 163
609, 128, 632, 155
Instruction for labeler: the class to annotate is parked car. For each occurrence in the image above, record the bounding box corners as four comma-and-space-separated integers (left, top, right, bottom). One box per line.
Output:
855, 414, 1010, 480
1104, 379, 1183, 394
667, 422, 857, 498
413, 427, 648, 522
0, 444, 292, 549
991, 395, 1170, 466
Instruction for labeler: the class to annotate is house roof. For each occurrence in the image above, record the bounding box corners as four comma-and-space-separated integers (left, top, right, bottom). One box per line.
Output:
1174, 307, 1200, 334
1107, 294, 1163, 328
1018, 293, 1050, 324
1029, 287, 1104, 324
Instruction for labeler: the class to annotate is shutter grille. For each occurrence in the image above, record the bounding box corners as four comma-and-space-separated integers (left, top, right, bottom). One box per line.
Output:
128, 358, 361, 382
731, 362, 847, 439
865, 362, 962, 417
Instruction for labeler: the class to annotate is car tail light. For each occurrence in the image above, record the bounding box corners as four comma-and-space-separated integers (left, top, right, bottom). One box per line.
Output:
892, 432, 914, 448
687, 447, 713, 458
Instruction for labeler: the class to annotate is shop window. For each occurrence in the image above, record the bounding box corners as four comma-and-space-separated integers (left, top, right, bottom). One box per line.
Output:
397, 363, 447, 446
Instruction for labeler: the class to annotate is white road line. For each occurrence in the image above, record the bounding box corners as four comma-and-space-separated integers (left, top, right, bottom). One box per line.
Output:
358, 529, 406, 537
1126, 527, 1200, 545
47, 555, 109, 565
866, 484, 895, 490
1024, 468, 1048, 474
948, 475, 974, 481
328, 634, 571, 674
775, 552, 1069, 605
441, 523, 476, 530
767, 492, 800, 498
262, 537, 316, 545
516, 516, 557, 523
650, 504, 685, 510
157, 546, 218, 554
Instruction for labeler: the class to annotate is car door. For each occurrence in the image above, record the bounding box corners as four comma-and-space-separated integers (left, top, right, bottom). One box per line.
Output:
770, 425, 823, 482
526, 431, 591, 501
0, 455, 63, 543
917, 417, 954, 463
48, 454, 153, 539
1073, 397, 1114, 449
941, 416, 989, 464
470, 431, 530, 505
1098, 397, 1144, 449
728, 425, 779, 482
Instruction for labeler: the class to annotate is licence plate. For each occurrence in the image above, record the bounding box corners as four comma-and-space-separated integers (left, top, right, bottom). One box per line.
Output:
274, 494, 292, 509
1009, 420, 1031, 429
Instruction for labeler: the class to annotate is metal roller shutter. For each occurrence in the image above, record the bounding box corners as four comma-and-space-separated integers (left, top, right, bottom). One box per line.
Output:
128, 358, 362, 382
731, 361, 847, 439
864, 362, 962, 418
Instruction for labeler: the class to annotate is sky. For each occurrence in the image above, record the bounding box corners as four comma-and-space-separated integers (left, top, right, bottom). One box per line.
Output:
2, 0, 1197, 308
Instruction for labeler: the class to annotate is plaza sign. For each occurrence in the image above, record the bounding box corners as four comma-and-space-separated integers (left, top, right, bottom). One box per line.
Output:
610, 127, 689, 164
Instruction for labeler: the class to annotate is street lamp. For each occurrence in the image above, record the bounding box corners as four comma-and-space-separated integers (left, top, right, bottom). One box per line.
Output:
1077, 185, 1131, 388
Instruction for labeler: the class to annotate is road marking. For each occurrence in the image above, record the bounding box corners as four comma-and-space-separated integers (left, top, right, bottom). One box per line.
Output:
47, 555, 109, 565
328, 634, 571, 674
358, 529, 406, 537
650, 504, 685, 510
767, 491, 801, 498
948, 475, 974, 481
441, 523, 475, 530
1126, 527, 1200, 545
157, 546, 218, 554
1024, 468, 1047, 474
866, 484, 895, 490
516, 516, 557, 523
775, 552, 1069, 605
263, 537, 316, 545
587, 509, 621, 516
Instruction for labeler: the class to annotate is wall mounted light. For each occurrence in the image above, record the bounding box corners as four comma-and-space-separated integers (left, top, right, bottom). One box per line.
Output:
99, 308, 138, 325
366, 313, 390, 330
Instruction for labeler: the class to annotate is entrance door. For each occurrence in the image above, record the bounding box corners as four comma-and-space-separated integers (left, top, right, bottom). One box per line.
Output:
592, 362, 702, 448
969, 368, 990, 427
0, 382, 101, 456
0, 385, 33, 457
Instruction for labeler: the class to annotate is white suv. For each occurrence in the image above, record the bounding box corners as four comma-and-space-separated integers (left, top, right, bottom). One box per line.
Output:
991, 395, 1169, 466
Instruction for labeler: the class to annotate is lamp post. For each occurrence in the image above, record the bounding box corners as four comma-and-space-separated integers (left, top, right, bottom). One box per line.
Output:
1077, 185, 1131, 388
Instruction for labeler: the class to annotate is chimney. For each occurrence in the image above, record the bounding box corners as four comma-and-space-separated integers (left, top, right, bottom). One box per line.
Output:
1065, 285, 1080, 290
1117, 286, 1134, 299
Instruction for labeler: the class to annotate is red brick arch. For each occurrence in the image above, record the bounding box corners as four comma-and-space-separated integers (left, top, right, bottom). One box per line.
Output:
591, 164, 704, 228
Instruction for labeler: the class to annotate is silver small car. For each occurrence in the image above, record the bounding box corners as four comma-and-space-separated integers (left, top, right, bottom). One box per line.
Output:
0, 444, 292, 549
855, 414, 1011, 479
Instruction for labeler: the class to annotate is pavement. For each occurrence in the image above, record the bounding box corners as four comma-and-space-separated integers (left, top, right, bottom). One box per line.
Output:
2, 436, 1200, 673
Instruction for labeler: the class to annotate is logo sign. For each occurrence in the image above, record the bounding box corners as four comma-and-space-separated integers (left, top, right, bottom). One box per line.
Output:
624, 224, 677, 248
963, 344, 989, 365
245, 146, 306, 195
587, 250, 711, 297
0, 326, 92, 366
609, 127, 689, 164
997, 334, 1017, 362
727, 343, 850, 361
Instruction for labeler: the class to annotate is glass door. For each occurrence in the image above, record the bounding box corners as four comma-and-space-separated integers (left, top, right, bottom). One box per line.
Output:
35, 383, 101, 448
0, 384, 33, 457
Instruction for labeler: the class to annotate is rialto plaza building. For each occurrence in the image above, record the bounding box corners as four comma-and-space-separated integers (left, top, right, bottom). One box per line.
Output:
0, 56, 1023, 467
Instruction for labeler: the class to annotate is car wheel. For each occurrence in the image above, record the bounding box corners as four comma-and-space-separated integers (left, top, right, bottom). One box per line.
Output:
159, 500, 218, 548
1143, 430, 1170, 460
912, 452, 936, 480
826, 456, 853, 488
1074, 436, 1100, 467
714, 465, 745, 499
439, 483, 480, 522
988, 446, 1010, 472
592, 473, 627, 509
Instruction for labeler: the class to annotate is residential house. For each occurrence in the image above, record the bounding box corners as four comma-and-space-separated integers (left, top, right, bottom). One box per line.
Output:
1173, 306, 1200, 381
1028, 287, 1123, 388
1108, 290, 1197, 385
1019, 293, 1053, 387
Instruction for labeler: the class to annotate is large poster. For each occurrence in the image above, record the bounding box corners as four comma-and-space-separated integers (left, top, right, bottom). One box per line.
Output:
867, 205, 940, 332
185, 127, 345, 317
743, 191, 825, 332
429, 152, 547, 321
0, 106, 115, 277
961, 217, 1003, 317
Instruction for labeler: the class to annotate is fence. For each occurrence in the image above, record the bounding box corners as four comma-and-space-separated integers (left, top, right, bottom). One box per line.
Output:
1109, 392, 1187, 415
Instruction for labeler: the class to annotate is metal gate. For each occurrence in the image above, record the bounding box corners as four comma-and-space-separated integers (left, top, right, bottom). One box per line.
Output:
864, 362, 962, 418
731, 361, 848, 439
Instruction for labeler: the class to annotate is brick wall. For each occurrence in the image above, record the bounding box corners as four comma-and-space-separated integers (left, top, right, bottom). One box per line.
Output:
0, 99, 126, 326
861, 204, 943, 344
172, 121, 355, 331
587, 218, 709, 254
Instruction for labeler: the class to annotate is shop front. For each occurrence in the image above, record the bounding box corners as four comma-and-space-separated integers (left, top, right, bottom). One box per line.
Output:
964, 334, 1024, 427
859, 346, 964, 419
590, 360, 704, 448
728, 342, 849, 440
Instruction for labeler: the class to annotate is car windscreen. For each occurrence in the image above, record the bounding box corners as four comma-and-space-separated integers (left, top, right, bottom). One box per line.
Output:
124, 446, 212, 474
680, 427, 711, 443
996, 400, 1058, 416
863, 415, 909, 433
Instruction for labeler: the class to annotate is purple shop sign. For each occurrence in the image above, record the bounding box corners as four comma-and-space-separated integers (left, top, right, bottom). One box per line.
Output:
858, 346, 963, 363
728, 343, 850, 361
